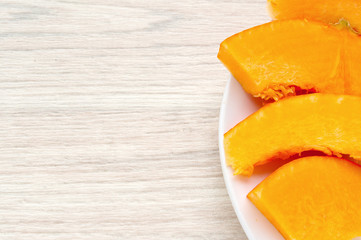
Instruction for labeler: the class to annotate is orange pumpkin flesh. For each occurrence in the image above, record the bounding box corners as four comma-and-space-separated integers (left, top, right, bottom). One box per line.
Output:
268, 0, 361, 33
248, 156, 361, 240
218, 20, 361, 101
224, 93, 361, 176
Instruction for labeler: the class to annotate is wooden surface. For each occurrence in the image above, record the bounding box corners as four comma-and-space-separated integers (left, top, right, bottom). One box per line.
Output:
0, 1, 270, 239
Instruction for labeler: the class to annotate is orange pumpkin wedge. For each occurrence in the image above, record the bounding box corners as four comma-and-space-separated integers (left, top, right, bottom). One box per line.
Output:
268, 0, 361, 33
224, 93, 361, 176
218, 20, 361, 101
248, 156, 361, 240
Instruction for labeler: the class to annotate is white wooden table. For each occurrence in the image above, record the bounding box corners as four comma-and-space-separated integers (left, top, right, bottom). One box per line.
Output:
0, 1, 270, 239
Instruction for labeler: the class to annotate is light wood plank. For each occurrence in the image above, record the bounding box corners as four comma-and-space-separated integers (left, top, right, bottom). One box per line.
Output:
0, 1, 270, 239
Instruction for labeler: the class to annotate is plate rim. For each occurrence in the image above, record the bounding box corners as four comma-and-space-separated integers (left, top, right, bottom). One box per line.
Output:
218, 77, 255, 240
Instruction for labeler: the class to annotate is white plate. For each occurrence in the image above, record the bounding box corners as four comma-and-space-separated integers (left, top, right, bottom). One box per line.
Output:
218, 76, 285, 240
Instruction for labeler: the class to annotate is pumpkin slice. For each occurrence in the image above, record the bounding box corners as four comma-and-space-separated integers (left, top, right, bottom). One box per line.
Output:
218, 20, 361, 101
268, 0, 361, 33
224, 93, 361, 176
248, 156, 361, 240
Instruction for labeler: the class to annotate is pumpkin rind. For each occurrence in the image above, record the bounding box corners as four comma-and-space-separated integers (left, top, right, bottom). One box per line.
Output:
268, 0, 361, 33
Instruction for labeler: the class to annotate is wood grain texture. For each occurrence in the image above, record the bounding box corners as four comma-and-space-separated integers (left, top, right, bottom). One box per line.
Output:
0, 1, 270, 239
